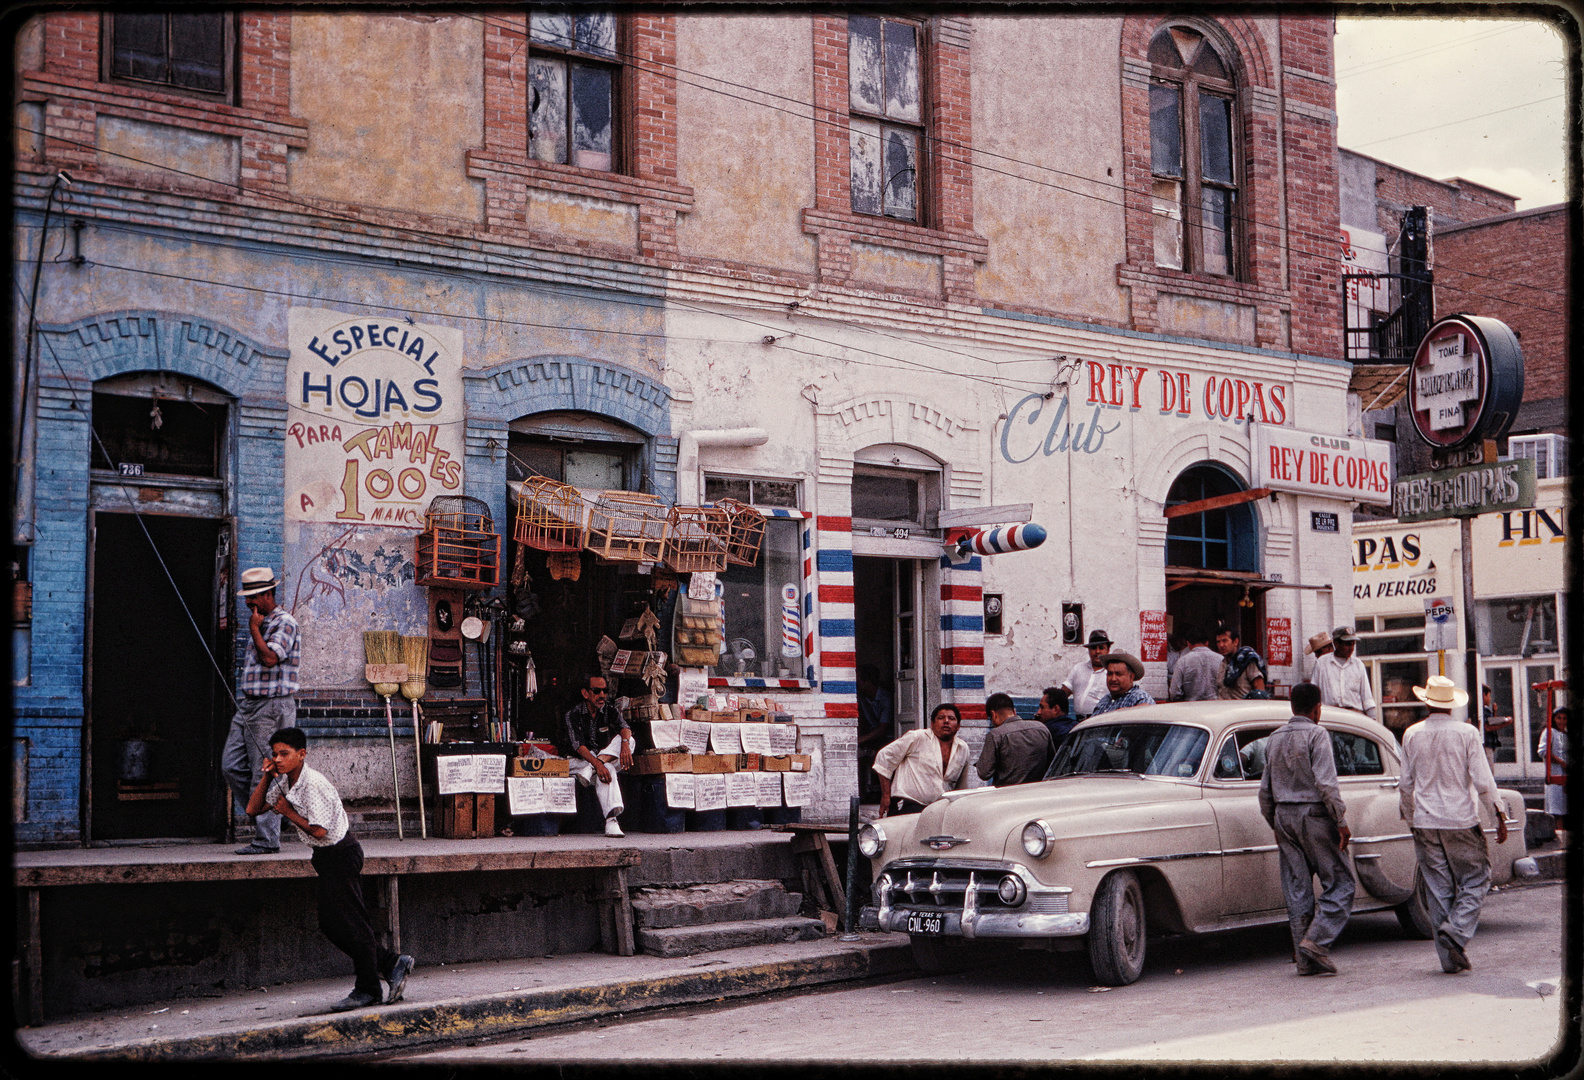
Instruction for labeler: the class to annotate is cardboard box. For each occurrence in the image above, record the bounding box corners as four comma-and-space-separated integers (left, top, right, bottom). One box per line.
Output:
787, 754, 812, 772
737, 707, 769, 723
688, 707, 711, 723
630, 752, 693, 775
690, 753, 738, 774
510, 757, 571, 778
712, 711, 740, 724
761, 754, 811, 773
731, 753, 761, 772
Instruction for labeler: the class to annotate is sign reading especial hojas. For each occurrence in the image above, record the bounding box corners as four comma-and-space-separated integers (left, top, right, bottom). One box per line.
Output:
286, 309, 466, 529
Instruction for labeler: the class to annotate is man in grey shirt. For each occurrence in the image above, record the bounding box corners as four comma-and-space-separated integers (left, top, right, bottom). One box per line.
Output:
1168, 625, 1222, 702
976, 692, 1055, 786
1259, 682, 1354, 975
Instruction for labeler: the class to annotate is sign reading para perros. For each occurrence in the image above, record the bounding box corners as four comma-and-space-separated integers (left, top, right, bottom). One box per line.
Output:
286, 309, 465, 529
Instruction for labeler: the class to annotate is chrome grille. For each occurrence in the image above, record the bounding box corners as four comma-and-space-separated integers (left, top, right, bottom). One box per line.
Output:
888, 865, 1018, 912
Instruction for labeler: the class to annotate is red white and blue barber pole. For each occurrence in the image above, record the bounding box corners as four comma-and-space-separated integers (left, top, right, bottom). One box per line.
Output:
781, 584, 801, 658
954, 522, 1047, 558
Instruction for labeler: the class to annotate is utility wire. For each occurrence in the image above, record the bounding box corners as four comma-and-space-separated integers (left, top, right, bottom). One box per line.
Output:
1348, 94, 1564, 149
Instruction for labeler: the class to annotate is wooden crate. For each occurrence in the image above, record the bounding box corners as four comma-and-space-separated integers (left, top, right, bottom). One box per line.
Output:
514, 477, 587, 552
415, 522, 501, 589
436, 793, 498, 838
715, 498, 766, 567
586, 491, 668, 563
663, 505, 730, 573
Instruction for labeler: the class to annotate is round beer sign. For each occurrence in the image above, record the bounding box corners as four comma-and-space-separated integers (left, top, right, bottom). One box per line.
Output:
1407, 314, 1524, 450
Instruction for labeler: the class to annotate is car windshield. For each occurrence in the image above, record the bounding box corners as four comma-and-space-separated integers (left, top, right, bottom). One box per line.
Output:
1044, 723, 1210, 780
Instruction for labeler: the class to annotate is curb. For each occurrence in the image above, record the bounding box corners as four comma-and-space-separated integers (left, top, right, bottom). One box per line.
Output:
43, 943, 917, 1061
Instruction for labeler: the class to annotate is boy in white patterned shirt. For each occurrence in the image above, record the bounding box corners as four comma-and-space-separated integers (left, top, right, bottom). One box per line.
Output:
246, 727, 414, 1012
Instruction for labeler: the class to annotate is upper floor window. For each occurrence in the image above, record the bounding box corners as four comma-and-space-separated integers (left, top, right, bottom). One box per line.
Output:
1148, 26, 1239, 276
104, 12, 233, 100
529, 12, 620, 172
848, 15, 922, 222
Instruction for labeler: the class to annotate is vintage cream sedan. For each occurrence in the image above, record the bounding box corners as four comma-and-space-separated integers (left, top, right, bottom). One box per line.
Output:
859, 701, 1536, 985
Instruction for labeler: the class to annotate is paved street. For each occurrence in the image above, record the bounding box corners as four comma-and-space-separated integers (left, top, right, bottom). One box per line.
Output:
400, 881, 1566, 1066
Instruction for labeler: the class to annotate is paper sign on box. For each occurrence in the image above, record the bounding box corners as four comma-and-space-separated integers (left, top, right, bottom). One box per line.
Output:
755, 771, 783, 807
768, 725, 798, 754
710, 723, 743, 754
649, 719, 682, 748
680, 720, 713, 754
506, 776, 546, 816
725, 772, 758, 807
739, 725, 774, 754
665, 773, 696, 810
694, 774, 727, 812
544, 777, 577, 814
782, 772, 812, 807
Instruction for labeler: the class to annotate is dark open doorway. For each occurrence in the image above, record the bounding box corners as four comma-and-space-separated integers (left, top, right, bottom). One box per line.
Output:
90, 513, 225, 840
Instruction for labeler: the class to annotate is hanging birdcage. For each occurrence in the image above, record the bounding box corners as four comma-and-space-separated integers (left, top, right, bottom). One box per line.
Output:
416, 495, 501, 590
513, 477, 587, 552
715, 498, 766, 567
663, 504, 731, 573
585, 491, 669, 563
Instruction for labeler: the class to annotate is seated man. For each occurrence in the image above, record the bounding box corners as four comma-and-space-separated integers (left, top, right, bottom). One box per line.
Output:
564, 673, 634, 837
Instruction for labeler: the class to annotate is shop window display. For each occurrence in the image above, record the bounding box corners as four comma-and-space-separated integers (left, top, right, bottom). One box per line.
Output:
1475, 595, 1561, 658
711, 519, 803, 680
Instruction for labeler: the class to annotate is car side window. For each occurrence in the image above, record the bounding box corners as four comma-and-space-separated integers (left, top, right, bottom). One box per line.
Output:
1213, 728, 1278, 781
1329, 730, 1385, 777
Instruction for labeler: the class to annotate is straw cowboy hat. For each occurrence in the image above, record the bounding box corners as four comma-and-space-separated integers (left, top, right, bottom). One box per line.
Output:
238, 567, 280, 597
1101, 652, 1146, 680
1305, 631, 1333, 655
1412, 675, 1469, 710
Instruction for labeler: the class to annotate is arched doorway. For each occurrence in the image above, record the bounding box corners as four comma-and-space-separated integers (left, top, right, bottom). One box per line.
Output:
1164, 462, 1262, 651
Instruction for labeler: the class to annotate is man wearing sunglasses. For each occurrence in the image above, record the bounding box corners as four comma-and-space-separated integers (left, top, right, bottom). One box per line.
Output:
564, 673, 634, 836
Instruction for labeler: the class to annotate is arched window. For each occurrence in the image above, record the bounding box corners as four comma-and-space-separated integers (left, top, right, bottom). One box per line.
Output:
1148, 25, 1240, 277
1165, 463, 1257, 571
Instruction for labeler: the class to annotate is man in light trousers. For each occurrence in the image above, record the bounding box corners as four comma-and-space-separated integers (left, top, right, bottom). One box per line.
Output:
1259, 682, 1354, 975
223, 567, 301, 855
1399, 675, 1509, 973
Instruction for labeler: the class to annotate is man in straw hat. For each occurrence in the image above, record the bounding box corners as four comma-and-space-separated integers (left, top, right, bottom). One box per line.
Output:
1398, 675, 1509, 973
1089, 652, 1154, 717
1311, 626, 1377, 721
223, 567, 301, 855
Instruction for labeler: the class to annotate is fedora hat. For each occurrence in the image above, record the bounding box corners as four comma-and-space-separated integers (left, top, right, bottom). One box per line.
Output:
1085, 630, 1113, 648
1305, 631, 1333, 655
1412, 675, 1469, 709
238, 567, 279, 597
1101, 652, 1145, 680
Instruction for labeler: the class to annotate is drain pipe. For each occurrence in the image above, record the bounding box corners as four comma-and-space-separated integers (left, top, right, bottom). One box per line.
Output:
676, 427, 769, 505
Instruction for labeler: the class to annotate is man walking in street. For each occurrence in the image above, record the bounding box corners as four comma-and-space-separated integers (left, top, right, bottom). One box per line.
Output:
1063, 630, 1113, 719
564, 673, 634, 836
1312, 626, 1378, 720
1216, 622, 1267, 699
874, 704, 971, 816
976, 692, 1054, 786
1169, 625, 1221, 702
1089, 653, 1154, 717
1259, 682, 1354, 976
247, 727, 414, 1012
224, 567, 300, 855
1399, 675, 1510, 973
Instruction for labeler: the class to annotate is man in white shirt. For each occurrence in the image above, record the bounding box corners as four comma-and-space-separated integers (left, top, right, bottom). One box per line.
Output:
1399, 676, 1509, 974
1312, 626, 1377, 720
1062, 630, 1113, 719
874, 704, 971, 816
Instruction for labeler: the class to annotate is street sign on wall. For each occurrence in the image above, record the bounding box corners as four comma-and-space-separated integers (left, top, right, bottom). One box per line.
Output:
1407, 315, 1524, 450
1253, 425, 1393, 505
1392, 458, 1536, 523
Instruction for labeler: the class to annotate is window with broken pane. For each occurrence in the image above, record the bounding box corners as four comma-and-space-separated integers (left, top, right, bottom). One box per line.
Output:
848, 16, 923, 221
1147, 25, 1241, 277
105, 13, 232, 98
529, 11, 619, 172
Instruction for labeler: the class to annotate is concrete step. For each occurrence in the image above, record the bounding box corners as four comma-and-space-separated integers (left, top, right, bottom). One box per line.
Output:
637, 916, 828, 958
631, 880, 804, 929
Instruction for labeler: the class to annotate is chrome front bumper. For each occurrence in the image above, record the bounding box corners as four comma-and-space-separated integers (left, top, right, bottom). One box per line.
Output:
874, 858, 1090, 940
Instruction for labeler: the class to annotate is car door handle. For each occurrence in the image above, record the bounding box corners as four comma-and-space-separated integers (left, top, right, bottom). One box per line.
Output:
1379, 780, 1400, 789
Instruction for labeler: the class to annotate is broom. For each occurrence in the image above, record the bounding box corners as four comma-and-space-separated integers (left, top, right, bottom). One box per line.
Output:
399, 635, 430, 839
363, 630, 405, 840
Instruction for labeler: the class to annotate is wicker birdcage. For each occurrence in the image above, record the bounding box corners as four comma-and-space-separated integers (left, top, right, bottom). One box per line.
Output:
585, 491, 669, 563
663, 504, 731, 573
513, 477, 587, 552
715, 498, 767, 567
415, 495, 501, 590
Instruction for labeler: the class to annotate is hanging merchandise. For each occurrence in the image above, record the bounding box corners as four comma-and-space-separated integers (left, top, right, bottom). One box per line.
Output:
714, 498, 766, 567
416, 496, 502, 590
674, 591, 726, 668
427, 590, 465, 689
514, 476, 587, 552
663, 505, 730, 574
546, 551, 582, 581
585, 491, 668, 563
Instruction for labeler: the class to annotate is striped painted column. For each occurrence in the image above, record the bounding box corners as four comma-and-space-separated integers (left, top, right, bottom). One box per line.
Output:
938, 553, 986, 721
814, 515, 857, 719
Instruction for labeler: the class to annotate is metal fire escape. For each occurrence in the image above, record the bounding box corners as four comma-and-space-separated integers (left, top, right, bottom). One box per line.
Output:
1342, 206, 1433, 364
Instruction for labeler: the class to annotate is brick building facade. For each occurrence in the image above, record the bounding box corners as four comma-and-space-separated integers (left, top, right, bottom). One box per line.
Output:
13, 11, 1359, 843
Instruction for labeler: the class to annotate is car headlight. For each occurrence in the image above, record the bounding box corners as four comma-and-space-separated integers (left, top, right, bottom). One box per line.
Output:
858, 821, 887, 858
1022, 819, 1055, 858
997, 874, 1027, 906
